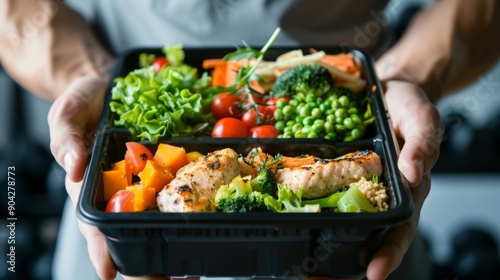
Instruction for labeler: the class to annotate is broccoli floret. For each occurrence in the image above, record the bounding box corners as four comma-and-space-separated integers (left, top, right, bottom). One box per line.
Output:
250, 167, 278, 196
272, 64, 334, 97
215, 175, 272, 213
265, 184, 320, 213
216, 192, 269, 213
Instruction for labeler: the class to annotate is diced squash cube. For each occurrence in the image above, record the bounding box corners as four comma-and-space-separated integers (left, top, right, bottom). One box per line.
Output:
126, 185, 156, 211
111, 159, 132, 185
139, 160, 174, 193
103, 170, 129, 201
153, 144, 189, 174
186, 151, 204, 162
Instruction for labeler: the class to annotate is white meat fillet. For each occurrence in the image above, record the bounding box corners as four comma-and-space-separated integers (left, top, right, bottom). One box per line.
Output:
275, 150, 383, 199
157, 148, 254, 212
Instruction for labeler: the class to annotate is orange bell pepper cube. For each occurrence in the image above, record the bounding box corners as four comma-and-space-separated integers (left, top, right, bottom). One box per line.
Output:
111, 159, 132, 185
152, 144, 189, 175
103, 169, 130, 201
139, 160, 174, 193
125, 185, 157, 211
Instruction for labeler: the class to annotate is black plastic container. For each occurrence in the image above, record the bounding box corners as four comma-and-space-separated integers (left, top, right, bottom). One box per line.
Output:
77, 46, 413, 278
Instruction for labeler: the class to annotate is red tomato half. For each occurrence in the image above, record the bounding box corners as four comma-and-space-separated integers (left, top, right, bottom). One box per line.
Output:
212, 118, 249, 138
249, 125, 280, 138
211, 93, 242, 120
105, 190, 136, 213
152, 57, 169, 73
125, 142, 154, 175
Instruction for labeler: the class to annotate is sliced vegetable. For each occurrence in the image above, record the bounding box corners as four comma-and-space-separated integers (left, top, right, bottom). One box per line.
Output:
125, 142, 154, 175
337, 184, 377, 213
125, 185, 157, 211
281, 155, 315, 168
103, 170, 130, 201
110, 159, 132, 185
153, 143, 189, 174
139, 160, 174, 192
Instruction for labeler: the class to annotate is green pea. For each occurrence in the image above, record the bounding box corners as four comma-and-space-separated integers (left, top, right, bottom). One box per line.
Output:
307, 132, 319, 138
326, 114, 336, 124
331, 99, 341, 109
301, 126, 311, 134
283, 131, 294, 138
276, 98, 288, 109
314, 119, 325, 126
325, 132, 337, 140
351, 114, 362, 124
286, 120, 296, 127
319, 103, 328, 113
311, 108, 322, 119
295, 93, 306, 102
351, 128, 364, 139
295, 132, 307, 138
306, 102, 316, 110
343, 117, 355, 129
305, 93, 316, 103
283, 126, 293, 134
324, 121, 335, 133
282, 105, 294, 116
302, 116, 314, 126
344, 136, 353, 142
339, 95, 350, 107
274, 109, 284, 121
292, 123, 303, 133
335, 108, 347, 118
295, 115, 303, 124
275, 121, 285, 132
312, 123, 323, 134
300, 106, 311, 117
348, 107, 359, 115
288, 99, 298, 107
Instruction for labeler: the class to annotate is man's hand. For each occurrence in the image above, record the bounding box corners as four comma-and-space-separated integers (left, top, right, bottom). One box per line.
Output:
366, 80, 442, 280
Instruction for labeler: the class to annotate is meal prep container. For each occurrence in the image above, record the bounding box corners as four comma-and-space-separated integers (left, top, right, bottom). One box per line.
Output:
77, 46, 414, 278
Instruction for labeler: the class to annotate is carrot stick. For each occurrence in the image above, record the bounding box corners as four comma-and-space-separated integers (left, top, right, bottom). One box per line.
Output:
281, 156, 315, 168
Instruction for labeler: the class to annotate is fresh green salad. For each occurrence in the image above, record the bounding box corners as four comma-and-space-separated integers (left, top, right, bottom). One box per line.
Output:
109, 45, 215, 143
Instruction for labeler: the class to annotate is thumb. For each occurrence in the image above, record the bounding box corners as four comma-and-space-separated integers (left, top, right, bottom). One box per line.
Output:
48, 76, 107, 182
383, 80, 443, 187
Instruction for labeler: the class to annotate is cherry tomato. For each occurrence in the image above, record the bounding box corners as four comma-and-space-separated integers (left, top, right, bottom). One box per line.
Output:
211, 93, 242, 120
105, 190, 136, 213
212, 118, 249, 138
125, 142, 154, 175
241, 106, 268, 129
249, 125, 280, 138
152, 57, 169, 73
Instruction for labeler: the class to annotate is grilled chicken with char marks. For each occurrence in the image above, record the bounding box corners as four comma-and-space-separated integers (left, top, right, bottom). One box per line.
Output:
275, 150, 383, 199
157, 148, 254, 212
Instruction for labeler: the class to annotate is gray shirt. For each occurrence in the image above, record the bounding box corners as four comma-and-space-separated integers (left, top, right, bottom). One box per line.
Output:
67, 0, 390, 57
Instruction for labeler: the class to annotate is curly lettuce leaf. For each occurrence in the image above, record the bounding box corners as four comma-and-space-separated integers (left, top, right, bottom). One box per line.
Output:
110, 50, 213, 143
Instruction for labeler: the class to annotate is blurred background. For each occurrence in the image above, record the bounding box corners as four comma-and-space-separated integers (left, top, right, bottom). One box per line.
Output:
1, 0, 499, 279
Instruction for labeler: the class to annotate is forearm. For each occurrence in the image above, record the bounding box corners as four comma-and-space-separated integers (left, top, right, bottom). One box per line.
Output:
377, 0, 500, 102
0, 0, 113, 101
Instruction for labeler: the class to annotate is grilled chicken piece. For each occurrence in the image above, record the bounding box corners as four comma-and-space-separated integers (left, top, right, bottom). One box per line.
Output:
157, 148, 254, 212
275, 150, 383, 199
